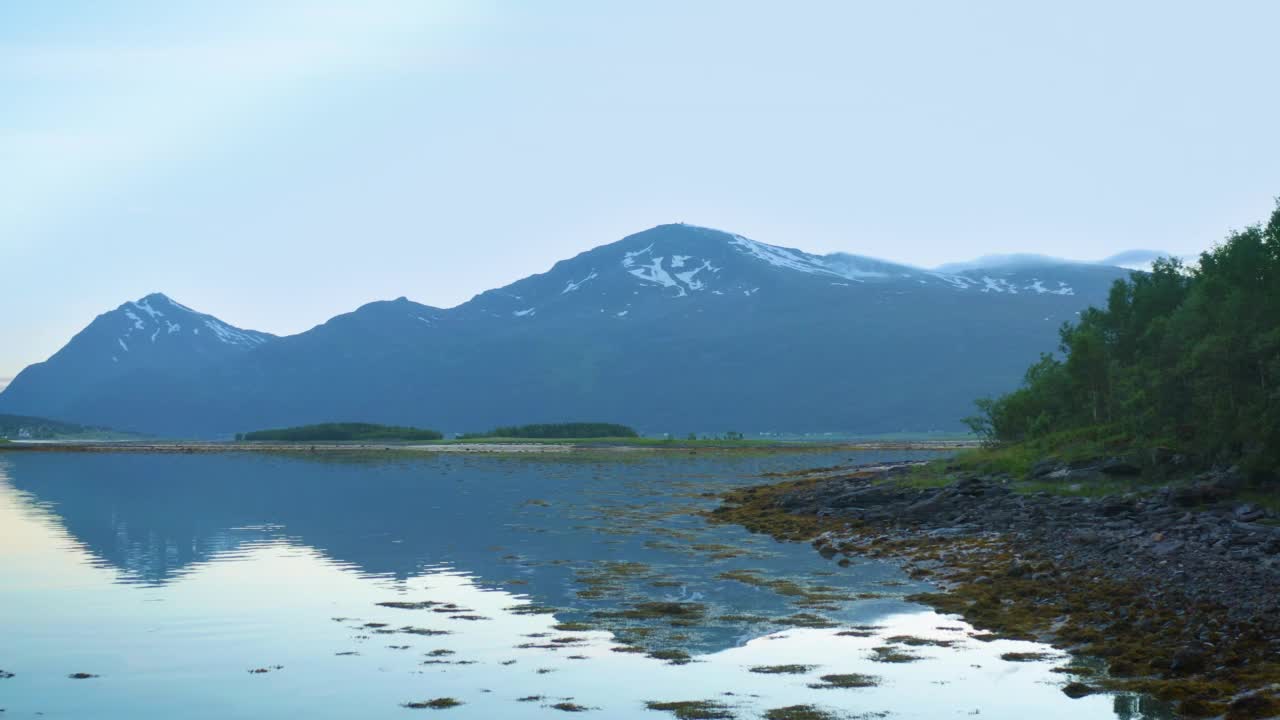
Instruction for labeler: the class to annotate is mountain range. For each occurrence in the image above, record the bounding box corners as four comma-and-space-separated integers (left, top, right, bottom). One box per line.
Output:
0, 224, 1137, 437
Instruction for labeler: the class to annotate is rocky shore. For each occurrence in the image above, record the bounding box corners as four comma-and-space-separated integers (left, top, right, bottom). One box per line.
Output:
711, 459, 1280, 719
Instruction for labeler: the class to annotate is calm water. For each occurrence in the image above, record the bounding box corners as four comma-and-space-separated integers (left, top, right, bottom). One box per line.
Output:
0, 451, 1168, 719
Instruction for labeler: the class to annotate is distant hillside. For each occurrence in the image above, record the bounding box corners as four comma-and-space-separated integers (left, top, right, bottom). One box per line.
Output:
238, 423, 443, 442
0, 413, 125, 440
461, 422, 639, 439
0, 224, 1133, 438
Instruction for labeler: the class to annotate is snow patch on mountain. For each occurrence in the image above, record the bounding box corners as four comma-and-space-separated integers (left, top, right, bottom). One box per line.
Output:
109, 293, 271, 358
621, 244, 654, 268
927, 273, 978, 290
674, 260, 717, 290
981, 276, 1019, 294
627, 256, 681, 292
133, 298, 164, 319
729, 234, 835, 276
201, 318, 268, 347
562, 270, 598, 294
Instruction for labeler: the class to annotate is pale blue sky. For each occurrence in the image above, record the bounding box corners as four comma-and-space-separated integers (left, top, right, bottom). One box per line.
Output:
3, 0, 1279, 389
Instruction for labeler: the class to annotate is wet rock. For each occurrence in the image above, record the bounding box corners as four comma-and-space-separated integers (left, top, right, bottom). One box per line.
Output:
1226, 692, 1280, 719
1061, 682, 1095, 699
1168, 646, 1207, 677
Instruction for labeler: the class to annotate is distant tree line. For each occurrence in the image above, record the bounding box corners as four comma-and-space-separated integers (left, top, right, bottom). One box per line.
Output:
966, 202, 1280, 475
237, 422, 443, 442
0, 413, 102, 439
460, 422, 639, 439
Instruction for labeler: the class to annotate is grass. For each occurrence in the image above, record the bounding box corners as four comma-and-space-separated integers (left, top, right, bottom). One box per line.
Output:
897, 426, 1182, 499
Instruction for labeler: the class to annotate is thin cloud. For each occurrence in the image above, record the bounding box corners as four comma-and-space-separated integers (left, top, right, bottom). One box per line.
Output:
0, 0, 469, 246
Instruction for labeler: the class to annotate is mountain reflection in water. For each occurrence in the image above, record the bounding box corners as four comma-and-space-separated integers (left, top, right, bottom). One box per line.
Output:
0, 451, 1173, 720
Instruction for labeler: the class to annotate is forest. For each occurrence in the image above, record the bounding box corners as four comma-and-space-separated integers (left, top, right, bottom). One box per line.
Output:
967, 202, 1280, 477
237, 423, 444, 442
460, 422, 639, 439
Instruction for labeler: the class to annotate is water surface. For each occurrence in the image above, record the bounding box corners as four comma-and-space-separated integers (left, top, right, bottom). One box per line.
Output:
0, 451, 1168, 718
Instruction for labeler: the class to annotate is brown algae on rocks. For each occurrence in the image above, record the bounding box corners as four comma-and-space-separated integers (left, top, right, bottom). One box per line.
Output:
708, 461, 1280, 717
402, 697, 463, 709
806, 673, 880, 689
869, 646, 920, 663
763, 706, 839, 720
644, 700, 735, 719
748, 664, 816, 674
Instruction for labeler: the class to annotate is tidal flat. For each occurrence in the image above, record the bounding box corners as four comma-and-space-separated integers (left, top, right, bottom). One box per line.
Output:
0, 450, 1167, 718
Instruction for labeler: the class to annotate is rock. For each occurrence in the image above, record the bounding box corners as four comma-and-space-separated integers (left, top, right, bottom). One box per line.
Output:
1047, 468, 1105, 483
1149, 447, 1180, 466
1226, 692, 1280, 719
1072, 530, 1102, 545
1061, 682, 1095, 699
1234, 504, 1264, 523
1171, 483, 1231, 507
1218, 465, 1247, 490
1100, 458, 1142, 475
1100, 499, 1134, 517
1029, 459, 1061, 478
1168, 647, 1206, 677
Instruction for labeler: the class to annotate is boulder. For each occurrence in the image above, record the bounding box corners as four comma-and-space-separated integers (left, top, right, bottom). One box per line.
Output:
1100, 457, 1142, 475
1029, 459, 1061, 478
1167, 646, 1207, 677
1061, 682, 1095, 699
1046, 468, 1105, 483
1234, 503, 1264, 523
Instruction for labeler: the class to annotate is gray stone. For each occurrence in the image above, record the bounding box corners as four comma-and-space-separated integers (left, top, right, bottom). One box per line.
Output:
1029, 459, 1061, 478
1100, 458, 1142, 475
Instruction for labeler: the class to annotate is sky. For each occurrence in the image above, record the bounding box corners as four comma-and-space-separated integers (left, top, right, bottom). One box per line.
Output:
2, 0, 1279, 389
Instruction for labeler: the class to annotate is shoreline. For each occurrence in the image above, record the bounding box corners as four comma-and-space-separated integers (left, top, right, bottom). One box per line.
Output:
709, 461, 1280, 719
0, 439, 977, 455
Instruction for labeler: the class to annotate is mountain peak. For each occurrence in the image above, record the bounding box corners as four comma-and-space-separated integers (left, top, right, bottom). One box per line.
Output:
106, 293, 273, 352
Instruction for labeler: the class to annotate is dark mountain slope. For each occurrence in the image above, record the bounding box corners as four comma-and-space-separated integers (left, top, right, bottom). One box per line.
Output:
0, 225, 1133, 437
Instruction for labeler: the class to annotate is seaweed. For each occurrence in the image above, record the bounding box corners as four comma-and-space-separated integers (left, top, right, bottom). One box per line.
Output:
644, 700, 735, 719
